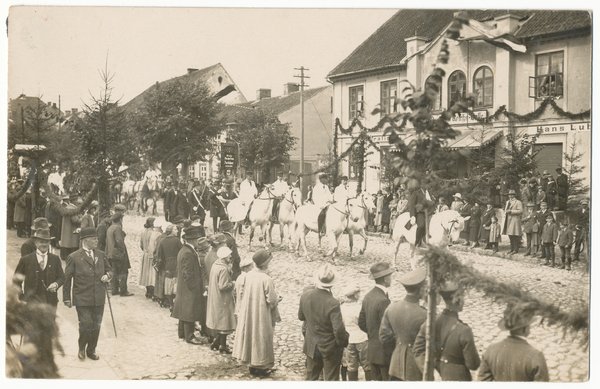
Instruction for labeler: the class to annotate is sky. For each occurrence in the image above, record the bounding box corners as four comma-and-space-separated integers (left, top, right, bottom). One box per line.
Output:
7, 5, 399, 111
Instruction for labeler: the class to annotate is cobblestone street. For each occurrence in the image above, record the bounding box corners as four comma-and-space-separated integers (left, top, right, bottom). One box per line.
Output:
6, 212, 590, 381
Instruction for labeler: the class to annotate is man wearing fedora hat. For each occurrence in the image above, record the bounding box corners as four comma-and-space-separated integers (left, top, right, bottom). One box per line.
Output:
379, 269, 427, 381
21, 217, 53, 257
502, 189, 524, 254
220, 220, 241, 280
358, 262, 395, 381
63, 227, 113, 360
106, 210, 133, 296
414, 281, 480, 381
172, 227, 209, 345
14, 228, 65, 318
478, 304, 548, 381
298, 264, 349, 380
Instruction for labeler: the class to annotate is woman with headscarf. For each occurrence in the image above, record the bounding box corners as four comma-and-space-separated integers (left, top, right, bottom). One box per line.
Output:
139, 217, 157, 298
233, 249, 281, 377
207, 246, 236, 354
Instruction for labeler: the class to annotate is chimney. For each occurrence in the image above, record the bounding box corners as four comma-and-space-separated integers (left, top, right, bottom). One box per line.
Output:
187, 68, 199, 74
256, 89, 271, 101
65, 110, 71, 116
53, 103, 57, 108
494, 14, 522, 35
283, 83, 300, 96
47, 101, 51, 106
72, 108, 78, 113
404, 35, 428, 56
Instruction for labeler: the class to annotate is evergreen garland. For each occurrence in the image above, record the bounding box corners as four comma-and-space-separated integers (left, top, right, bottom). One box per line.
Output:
465, 98, 590, 124
422, 245, 589, 348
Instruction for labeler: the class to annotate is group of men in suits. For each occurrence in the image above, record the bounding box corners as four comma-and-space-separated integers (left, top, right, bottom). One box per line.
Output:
298, 261, 548, 381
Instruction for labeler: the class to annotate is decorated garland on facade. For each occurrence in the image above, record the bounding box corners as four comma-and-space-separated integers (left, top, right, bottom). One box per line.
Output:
332, 119, 339, 182
422, 245, 589, 348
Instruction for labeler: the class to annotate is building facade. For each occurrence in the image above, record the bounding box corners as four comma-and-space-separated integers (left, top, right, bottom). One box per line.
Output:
327, 10, 591, 196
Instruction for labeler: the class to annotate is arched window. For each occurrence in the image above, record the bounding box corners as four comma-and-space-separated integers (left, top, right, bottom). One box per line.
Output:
448, 71, 466, 109
425, 76, 442, 111
473, 66, 493, 107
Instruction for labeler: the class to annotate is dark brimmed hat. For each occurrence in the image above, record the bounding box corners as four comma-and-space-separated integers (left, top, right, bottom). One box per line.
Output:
368, 262, 396, 280
252, 249, 272, 267
191, 214, 201, 221
183, 226, 203, 240
508, 189, 517, 195
172, 215, 185, 224
197, 237, 210, 249
314, 264, 338, 288
31, 217, 52, 230
219, 220, 234, 231
32, 228, 54, 241
340, 176, 348, 181
144, 217, 156, 228
79, 227, 98, 240
399, 268, 426, 287
545, 214, 554, 220
114, 204, 127, 213
99, 210, 111, 220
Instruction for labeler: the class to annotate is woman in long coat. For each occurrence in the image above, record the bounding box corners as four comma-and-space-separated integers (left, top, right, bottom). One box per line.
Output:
207, 246, 236, 354
171, 232, 209, 343
469, 201, 482, 248
139, 217, 156, 298
233, 250, 281, 377
155, 224, 182, 308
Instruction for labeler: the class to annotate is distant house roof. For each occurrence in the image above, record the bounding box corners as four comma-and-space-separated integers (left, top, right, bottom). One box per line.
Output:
123, 63, 247, 112
327, 9, 591, 80
220, 85, 331, 122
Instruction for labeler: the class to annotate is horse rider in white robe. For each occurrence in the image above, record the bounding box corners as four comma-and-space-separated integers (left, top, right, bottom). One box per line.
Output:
313, 174, 334, 236
270, 171, 289, 222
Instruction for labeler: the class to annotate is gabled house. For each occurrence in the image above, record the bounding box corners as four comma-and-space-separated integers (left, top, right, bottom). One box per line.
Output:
122, 63, 248, 181
327, 9, 592, 195
220, 84, 333, 192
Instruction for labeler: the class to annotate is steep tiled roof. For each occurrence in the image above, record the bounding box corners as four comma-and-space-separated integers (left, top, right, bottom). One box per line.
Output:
328, 9, 591, 79
515, 10, 591, 38
219, 85, 331, 121
123, 63, 225, 112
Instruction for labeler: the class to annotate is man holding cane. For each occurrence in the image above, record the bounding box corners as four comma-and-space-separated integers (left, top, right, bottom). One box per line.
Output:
63, 227, 113, 361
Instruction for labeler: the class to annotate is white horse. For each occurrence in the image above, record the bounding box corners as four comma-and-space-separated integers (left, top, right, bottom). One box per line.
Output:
392, 210, 467, 269
344, 192, 377, 258
247, 187, 276, 250
269, 187, 302, 250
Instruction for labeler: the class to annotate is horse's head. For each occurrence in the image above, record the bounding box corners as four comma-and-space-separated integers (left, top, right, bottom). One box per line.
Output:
448, 212, 467, 243
361, 192, 377, 213
288, 187, 302, 206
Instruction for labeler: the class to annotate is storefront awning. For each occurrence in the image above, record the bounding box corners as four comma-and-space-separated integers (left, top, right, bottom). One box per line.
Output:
447, 129, 502, 150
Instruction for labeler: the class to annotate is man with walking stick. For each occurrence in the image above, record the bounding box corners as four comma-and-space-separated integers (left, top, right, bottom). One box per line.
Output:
63, 227, 113, 361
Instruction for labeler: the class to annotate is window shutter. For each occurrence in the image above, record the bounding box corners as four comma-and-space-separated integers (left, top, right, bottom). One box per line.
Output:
529, 76, 537, 98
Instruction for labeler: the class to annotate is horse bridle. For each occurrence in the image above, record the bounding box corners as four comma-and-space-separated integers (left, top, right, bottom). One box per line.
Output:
256, 186, 278, 201
282, 188, 299, 211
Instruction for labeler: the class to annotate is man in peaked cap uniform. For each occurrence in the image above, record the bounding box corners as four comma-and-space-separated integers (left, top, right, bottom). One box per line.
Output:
63, 227, 113, 360
379, 268, 427, 381
359, 262, 396, 381
14, 228, 65, 318
298, 264, 349, 381
478, 304, 548, 381
414, 281, 480, 381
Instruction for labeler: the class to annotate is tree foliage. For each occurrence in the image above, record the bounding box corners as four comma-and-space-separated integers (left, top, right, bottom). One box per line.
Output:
564, 136, 589, 212
229, 108, 297, 178
130, 78, 223, 168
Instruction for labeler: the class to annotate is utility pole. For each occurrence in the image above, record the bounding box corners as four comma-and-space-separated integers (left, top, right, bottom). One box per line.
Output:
294, 66, 309, 197
21, 106, 25, 143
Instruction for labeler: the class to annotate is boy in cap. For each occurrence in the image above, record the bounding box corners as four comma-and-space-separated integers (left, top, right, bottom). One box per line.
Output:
540, 214, 558, 267
340, 284, 370, 381
556, 220, 573, 270
379, 269, 427, 381
414, 281, 480, 381
298, 264, 348, 380
358, 262, 395, 380
478, 303, 548, 381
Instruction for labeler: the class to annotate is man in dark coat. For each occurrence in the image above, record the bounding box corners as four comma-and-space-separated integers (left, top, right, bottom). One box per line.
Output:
220, 220, 240, 281
407, 186, 434, 247
14, 228, 65, 317
555, 168, 569, 211
479, 203, 495, 249
298, 264, 349, 381
168, 183, 180, 221
163, 181, 175, 222
63, 227, 113, 360
379, 269, 427, 381
188, 180, 207, 226
359, 262, 395, 381
95, 210, 113, 252
106, 211, 133, 296
171, 228, 209, 344
209, 182, 227, 233
478, 305, 548, 381
173, 182, 190, 220
573, 199, 590, 262
534, 202, 552, 259
414, 282, 480, 381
